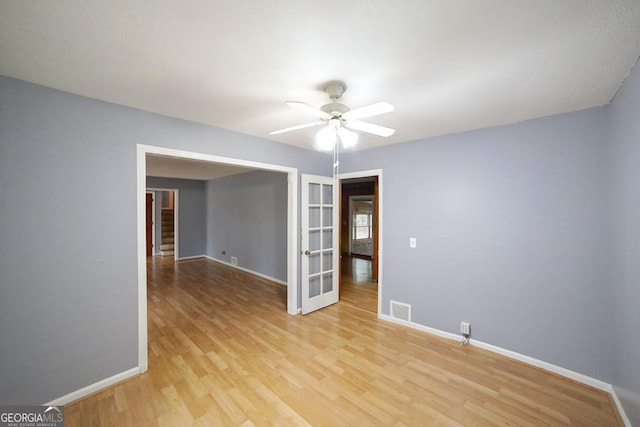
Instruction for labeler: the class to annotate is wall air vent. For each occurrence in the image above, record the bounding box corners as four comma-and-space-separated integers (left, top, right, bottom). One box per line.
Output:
390, 300, 411, 322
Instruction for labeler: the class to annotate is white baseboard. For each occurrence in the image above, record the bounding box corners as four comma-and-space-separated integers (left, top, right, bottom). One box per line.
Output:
379, 314, 461, 341
378, 314, 631, 425
176, 254, 207, 261
45, 367, 139, 406
204, 256, 287, 286
610, 387, 633, 427
470, 339, 611, 391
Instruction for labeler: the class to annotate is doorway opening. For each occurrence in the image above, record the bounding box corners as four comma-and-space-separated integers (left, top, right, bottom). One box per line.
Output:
158, 190, 176, 257
145, 191, 155, 257
137, 144, 299, 373
339, 171, 382, 314
146, 188, 179, 259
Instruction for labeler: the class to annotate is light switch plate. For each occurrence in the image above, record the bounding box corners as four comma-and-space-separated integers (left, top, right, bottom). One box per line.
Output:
409, 237, 417, 248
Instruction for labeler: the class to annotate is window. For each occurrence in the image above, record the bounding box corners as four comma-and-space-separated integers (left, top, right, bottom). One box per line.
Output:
352, 200, 373, 241
353, 212, 372, 240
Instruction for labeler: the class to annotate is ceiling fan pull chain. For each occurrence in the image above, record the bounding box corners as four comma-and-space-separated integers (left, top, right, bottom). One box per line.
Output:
333, 133, 340, 183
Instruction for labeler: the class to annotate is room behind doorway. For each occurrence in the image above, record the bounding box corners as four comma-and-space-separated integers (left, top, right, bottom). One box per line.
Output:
340, 177, 379, 313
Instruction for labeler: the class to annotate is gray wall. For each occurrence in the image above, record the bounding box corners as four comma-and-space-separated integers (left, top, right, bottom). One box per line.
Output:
342, 108, 612, 382
609, 58, 640, 424
147, 177, 206, 258
206, 170, 288, 282
341, 60, 640, 421
0, 76, 328, 404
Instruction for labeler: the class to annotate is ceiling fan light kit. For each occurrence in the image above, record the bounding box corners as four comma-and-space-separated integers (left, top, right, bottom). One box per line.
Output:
271, 81, 395, 150
316, 125, 339, 151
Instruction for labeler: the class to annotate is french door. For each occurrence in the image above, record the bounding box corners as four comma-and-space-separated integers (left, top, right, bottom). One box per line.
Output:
301, 174, 339, 314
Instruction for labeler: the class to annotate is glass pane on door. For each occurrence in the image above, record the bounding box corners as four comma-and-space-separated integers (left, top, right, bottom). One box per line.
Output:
322, 184, 333, 205
309, 230, 321, 251
322, 207, 333, 226
323, 250, 333, 271
309, 253, 321, 275
309, 207, 321, 228
310, 276, 321, 298
309, 183, 321, 204
322, 272, 333, 293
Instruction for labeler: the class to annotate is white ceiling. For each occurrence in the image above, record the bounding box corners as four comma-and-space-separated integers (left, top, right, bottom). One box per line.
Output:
146, 155, 256, 180
1, 0, 640, 153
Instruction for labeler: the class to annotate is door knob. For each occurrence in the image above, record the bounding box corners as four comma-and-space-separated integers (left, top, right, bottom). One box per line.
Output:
303, 250, 311, 256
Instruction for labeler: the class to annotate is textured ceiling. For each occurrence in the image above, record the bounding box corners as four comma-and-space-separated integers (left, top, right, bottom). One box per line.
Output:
1, 1, 640, 153
146, 155, 255, 180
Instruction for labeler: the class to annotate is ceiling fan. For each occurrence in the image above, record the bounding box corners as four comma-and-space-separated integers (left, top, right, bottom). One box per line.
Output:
270, 82, 395, 151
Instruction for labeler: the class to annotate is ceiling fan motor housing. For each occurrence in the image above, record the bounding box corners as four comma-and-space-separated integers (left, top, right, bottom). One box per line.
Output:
320, 101, 350, 119
321, 82, 350, 119
325, 82, 345, 99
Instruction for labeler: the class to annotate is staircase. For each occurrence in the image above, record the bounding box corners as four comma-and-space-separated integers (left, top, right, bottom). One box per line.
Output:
160, 208, 175, 256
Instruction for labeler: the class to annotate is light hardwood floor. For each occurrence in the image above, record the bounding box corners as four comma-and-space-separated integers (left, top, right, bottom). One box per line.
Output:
339, 255, 378, 313
65, 257, 622, 426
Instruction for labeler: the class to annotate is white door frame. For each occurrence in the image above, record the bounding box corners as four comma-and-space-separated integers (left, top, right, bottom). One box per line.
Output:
339, 169, 383, 316
136, 144, 299, 373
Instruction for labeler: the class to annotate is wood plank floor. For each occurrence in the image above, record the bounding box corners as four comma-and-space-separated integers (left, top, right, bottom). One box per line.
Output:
65, 257, 622, 426
339, 255, 378, 313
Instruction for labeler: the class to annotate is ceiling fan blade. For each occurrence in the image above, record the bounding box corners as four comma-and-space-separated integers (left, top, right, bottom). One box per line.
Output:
347, 120, 396, 137
287, 101, 332, 120
342, 101, 394, 121
270, 120, 324, 135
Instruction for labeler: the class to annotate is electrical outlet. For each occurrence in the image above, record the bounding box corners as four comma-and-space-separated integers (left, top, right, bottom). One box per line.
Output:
460, 321, 471, 336
230, 256, 238, 266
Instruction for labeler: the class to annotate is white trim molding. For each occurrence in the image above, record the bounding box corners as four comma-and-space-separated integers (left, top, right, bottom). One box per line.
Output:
45, 368, 139, 406
177, 255, 287, 285
176, 254, 207, 261
470, 338, 611, 391
610, 388, 633, 427
136, 146, 148, 373
379, 314, 460, 342
205, 256, 287, 286
378, 314, 631, 425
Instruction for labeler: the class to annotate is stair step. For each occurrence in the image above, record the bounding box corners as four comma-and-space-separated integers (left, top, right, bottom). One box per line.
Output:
159, 208, 175, 251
